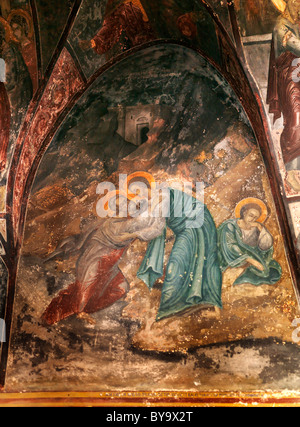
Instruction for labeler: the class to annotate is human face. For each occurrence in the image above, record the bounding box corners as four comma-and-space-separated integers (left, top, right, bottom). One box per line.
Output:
11, 23, 23, 42
243, 208, 261, 225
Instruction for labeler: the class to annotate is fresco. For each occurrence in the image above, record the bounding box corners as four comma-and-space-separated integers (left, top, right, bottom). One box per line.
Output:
3, 44, 299, 393
235, 0, 280, 36
67, 0, 221, 79
236, 0, 300, 264
0, 0, 299, 405
0, 2, 35, 181
0, 1, 38, 340
266, 0, 300, 185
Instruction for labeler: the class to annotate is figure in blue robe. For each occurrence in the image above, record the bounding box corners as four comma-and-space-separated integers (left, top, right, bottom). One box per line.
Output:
217, 207, 282, 286
137, 188, 222, 321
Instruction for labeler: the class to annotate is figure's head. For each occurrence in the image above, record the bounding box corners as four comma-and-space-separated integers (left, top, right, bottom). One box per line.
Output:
10, 16, 27, 43
7, 9, 33, 43
235, 198, 268, 224
285, 0, 300, 23
240, 203, 262, 224
177, 14, 197, 39
99, 172, 156, 219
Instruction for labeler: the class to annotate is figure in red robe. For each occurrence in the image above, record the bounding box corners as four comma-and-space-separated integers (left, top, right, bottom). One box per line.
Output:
79, 0, 155, 59
42, 213, 165, 325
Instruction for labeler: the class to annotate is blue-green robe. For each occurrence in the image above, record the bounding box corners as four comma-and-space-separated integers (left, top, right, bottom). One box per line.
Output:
217, 219, 282, 286
137, 189, 222, 321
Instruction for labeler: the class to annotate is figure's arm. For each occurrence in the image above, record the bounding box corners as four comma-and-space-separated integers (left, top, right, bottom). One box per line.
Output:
276, 22, 300, 57
221, 226, 248, 266
219, 223, 263, 270
124, 215, 166, 242
79, 12, 122, 54
135, 217, 166, 241
92, 13, 122, 54
106, 215, 166, 245
257, 226, 273, 251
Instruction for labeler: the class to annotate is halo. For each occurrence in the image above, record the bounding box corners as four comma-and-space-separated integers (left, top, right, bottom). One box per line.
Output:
235, 198, 268, 223
7, 8, 34, 40
125, 171, 156, 198
0, 17, 15, 43
271, 0, 287, 13
99, 172, 157, 216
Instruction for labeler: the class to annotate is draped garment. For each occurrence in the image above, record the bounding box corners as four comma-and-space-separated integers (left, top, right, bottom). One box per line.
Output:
42, 215, 166, 325
137, 189, 222, 321
92, 1, 154, 57
217, 219, 282, 286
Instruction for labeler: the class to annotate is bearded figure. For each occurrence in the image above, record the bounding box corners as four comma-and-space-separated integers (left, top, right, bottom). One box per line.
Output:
267, 0, 300, 191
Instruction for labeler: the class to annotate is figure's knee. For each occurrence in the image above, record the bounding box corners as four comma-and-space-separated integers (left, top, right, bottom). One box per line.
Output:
76, 259, 101, 286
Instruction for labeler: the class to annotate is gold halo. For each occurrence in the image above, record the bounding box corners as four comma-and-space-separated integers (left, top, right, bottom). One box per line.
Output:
125, 171, 156, 198
271, 0, 287, 13
7, 8, 34, 40
0, 17, 15, 43
102, 172, 156, 216
235, 198, 268, 223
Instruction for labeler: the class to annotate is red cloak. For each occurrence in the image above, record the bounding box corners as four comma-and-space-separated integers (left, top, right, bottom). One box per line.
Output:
42, 248, 127, 325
